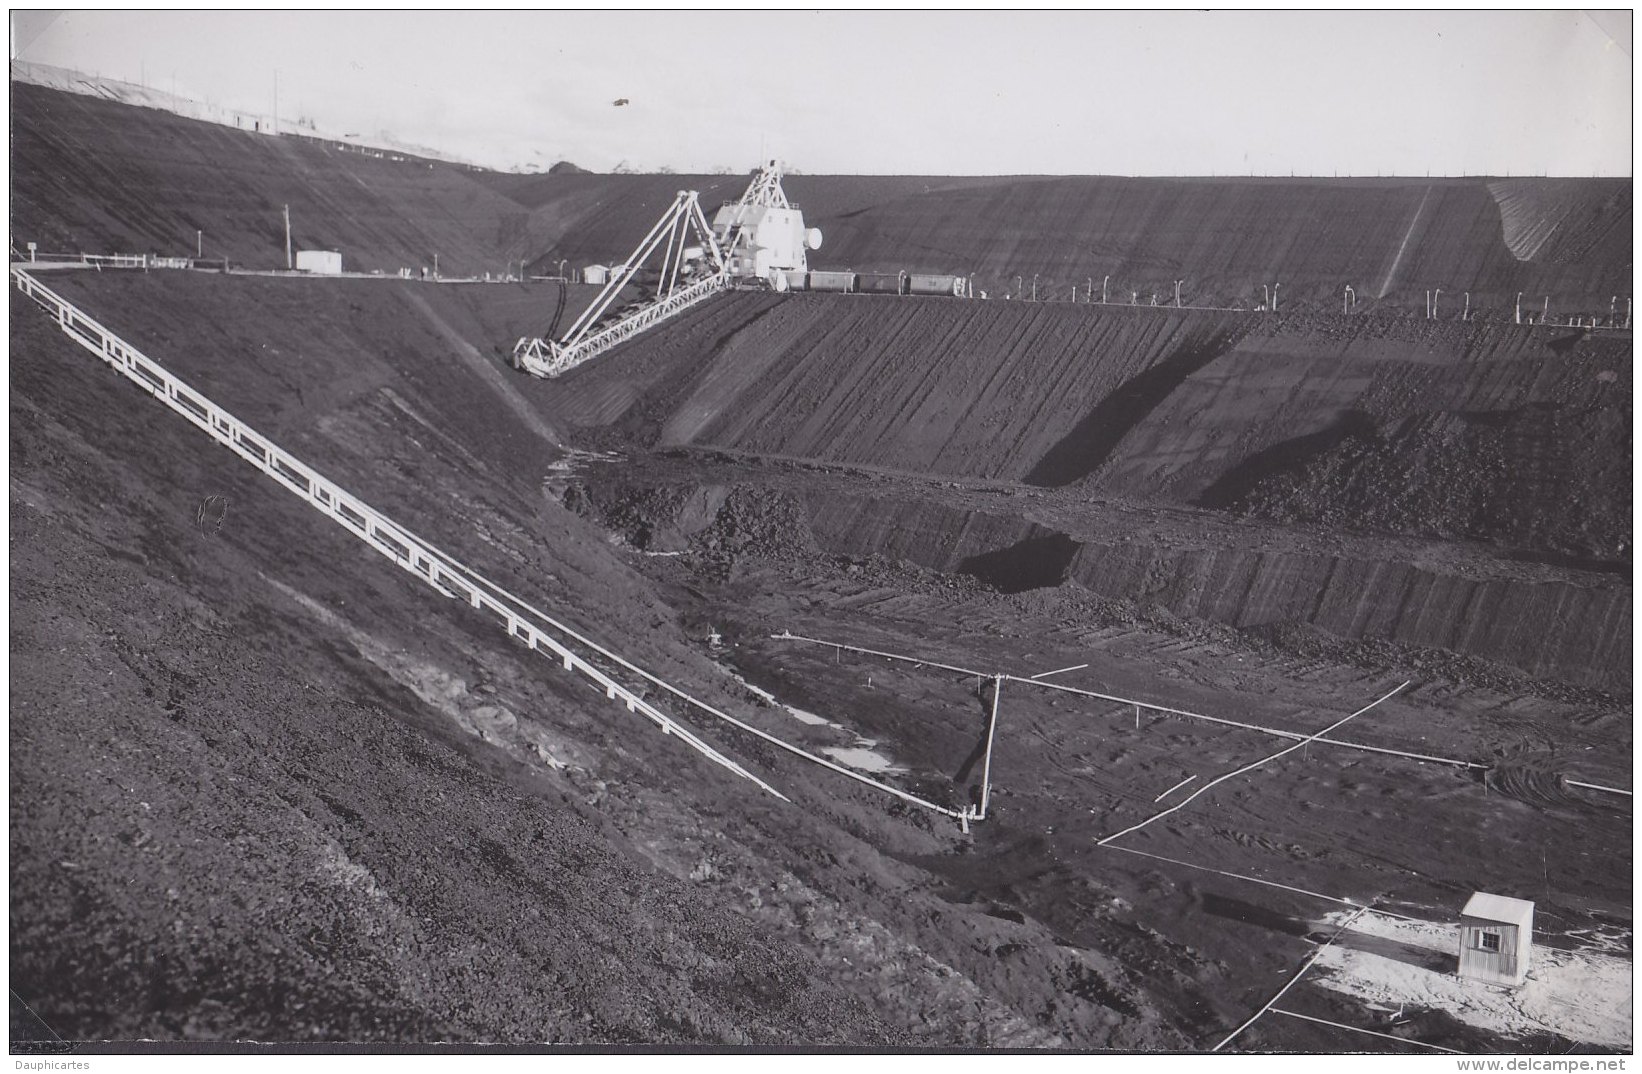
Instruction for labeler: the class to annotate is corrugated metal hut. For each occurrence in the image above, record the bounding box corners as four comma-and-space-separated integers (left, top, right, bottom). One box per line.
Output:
1458, 892, 1534, 987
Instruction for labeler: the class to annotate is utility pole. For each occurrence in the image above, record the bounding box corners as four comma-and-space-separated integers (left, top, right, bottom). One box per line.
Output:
1515, 292, 1522, 325
1031, 274, 1038, 301
1101, 275, 1109, 304
283, 204, 292, 269
978, 675, 1003, 820
197, 229, 202, 259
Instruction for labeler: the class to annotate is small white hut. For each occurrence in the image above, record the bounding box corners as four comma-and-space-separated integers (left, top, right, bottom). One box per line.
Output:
295, 249, 342, 275
1457, 892, 1534, 987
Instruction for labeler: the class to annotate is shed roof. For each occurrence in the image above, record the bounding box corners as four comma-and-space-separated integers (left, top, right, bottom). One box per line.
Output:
1462, 892, 1534, 928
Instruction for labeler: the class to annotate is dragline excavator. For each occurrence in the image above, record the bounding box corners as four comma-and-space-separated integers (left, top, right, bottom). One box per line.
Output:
511, 159, 822, 378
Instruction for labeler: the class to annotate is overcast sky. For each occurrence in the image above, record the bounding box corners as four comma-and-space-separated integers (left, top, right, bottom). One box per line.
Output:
11, 9, 1633, 175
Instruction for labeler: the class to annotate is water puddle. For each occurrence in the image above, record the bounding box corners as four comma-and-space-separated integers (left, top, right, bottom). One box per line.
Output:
821, 744, 908, 774
544, 447, 624, 475
542, 447, 626, 495
720, 664, 910, 775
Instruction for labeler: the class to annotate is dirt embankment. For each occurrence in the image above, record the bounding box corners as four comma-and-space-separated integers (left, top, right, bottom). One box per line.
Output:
9, 82, 544, 277
798, 175, 1632, 311
10, 308, 918, 1046
485, 171, 1632, 315
16, 80, 1628, 317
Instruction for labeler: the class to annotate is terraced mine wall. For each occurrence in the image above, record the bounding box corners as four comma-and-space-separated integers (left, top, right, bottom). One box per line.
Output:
628, 296, 1629, 563
560, 286, 1628, 687
797, 492, 1629, 690
37, 272, 1630, 688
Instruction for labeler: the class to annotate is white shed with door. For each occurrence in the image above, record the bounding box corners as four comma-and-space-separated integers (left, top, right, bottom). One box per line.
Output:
1458, 892, 1533, 987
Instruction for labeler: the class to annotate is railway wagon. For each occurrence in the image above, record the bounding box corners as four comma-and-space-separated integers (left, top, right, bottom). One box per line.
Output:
759, 270, 967, 296
855, 271, 907, 295
806, 270, 856, 293
908, 273, 964, 297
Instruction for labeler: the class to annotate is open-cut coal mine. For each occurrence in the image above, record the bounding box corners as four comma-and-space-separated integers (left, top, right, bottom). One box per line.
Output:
9, 76, 1632, 1053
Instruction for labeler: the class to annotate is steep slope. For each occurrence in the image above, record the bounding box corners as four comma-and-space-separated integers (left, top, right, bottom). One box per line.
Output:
10, 81, 544, 277
558, 292, 1629, 563
10, 305, 908, 1046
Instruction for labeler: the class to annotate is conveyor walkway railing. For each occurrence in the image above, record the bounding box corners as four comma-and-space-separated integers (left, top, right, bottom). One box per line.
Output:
11, 265, 782, 800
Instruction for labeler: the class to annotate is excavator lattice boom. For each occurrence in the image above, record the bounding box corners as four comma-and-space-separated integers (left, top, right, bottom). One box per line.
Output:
512, 160, 820, 378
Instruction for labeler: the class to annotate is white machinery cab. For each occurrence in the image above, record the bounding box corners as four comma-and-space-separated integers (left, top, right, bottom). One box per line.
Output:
711, 203, 810, 277
711, 160, 821, 283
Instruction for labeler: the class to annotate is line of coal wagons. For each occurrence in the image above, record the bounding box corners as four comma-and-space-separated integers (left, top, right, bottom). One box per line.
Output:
768, 269, 970, 297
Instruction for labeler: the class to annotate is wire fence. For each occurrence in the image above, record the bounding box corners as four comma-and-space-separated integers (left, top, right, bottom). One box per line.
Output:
969, 275, 1631, 330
